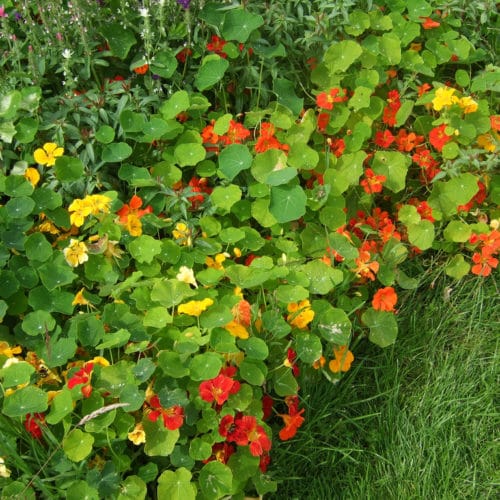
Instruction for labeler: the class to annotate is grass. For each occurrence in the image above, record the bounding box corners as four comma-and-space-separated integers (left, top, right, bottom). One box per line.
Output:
269, 271, 499, 499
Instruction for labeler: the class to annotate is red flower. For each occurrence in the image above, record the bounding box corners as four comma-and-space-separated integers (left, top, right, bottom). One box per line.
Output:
316, 88, 347, 110
429, 124, 452, 152
203, 442, 235, 465
176, 47, 192, 63
199, 373, 239, 405
471, 248, 498, 277
420, 16, 440, 29
116, 195, 153, 223
372, 287, 398, 312
360, 168, 386, 194
278, 405, 305, 441
254, 123, 289, 154
262, 394, 274, 420
24, 413, 45, 439
394, 129, 424, 152
418, 83, 432, 97
328, 137, 345, 158
220, 120, 251, 145
317, 112, 330, 132
147, 395, 184, 430
207, 35, 227, 58
133, 64, 149, 75
374, 129, 395, 148
67, 362, 94, 398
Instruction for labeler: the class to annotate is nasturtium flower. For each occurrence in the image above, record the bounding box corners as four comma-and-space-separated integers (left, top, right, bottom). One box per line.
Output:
0, 342, 22, 358
176, 266, 198, 288
329, 345, 354, 373
147, 395, 184, 430
457, 96, 478, 114
287, 300, 314, 330
128, 423, 146, 445
178, 298, 214, 317
87, 194, 112, 215
278, 405, 305, 441
63, 239, 89, 267
476, 133, 497, 152
429, 124, 453, 152
173, 222, 192, 246
33, 142, 64, 166
24, 167, 40, 187
224, 320, 249, 339
0, 457, 11, 478
68, 198, 93, 227
24, 413, 45, 439
432, 86, 456, 111
372, 286, 398, 312
420, 16, 440, 29
72, 288, 91, 306
206, 253, 228, 270
199, 372, 239, 405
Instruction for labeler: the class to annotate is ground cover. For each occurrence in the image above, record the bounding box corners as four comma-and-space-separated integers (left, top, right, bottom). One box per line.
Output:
0, 1, 498, 498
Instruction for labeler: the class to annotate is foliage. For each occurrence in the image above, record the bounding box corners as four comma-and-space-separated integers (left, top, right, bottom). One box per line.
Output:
0, 0, 498, 498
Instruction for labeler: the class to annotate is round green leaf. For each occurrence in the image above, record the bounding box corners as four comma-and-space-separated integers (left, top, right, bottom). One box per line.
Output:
174, 143, 206, 167
210, 184, 242, 211
5, 196, 35, 219
120, 110, 145, 132
144, 419, 179, 456
443, 221, 472, 242
15, 117, 38, 143
63, 429, 95, 462
24, 232, 53, 262
239, 359, 267, 385
22, 310, 55, 336
362, 309, 398, 348
150, 50, 177, 79
269, 184, 306, 223
222, 9, 264, 42
0, 361, 35, 388
95, 125, 115, 144
407, 220, 435, 251
128, 235, 162, 263
445, 254, 471, 280
199, 461, 233, 498
54, 156, 84, 182
195, 56, 229, 91
189, 352, 223, 381
295, 333, 323, 363
2, 385, 48, 417
157, 467, 196, 500
200, 304, 233, 329
102, 142, 133, 163
189, 438, 212, 461
160, 90, 190, 120
100, 23, 136, 59
239, 337, 269, 360
158, 351, 190, 378
316, 307, 351, 344
117, 475, 147, 500
218, 144, 253, 180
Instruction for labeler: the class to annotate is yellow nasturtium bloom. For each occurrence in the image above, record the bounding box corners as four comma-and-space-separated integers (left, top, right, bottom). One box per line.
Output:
176, 266, 198, 288
432, 86, 456, 111
24, 167, 40, 187
33, 142, 64, 167
457, 95, 478, 114
329, 345, 354, 373
0, 341, 22, 358
287, 299, 315, 330
72, 288, 90, 306
63, 239, 89, 267
128, 423, 146, 445
178, 298, 214, 317
224, 320, 249, 339
68, 198, 93, 227
173, 222, 192, 246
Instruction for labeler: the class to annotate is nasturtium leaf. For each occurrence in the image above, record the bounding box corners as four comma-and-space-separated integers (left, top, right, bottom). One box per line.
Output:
22, 310, 55, 336
287, 144, 319, 171
444, 221, 472, 242
316, 306, 352, 344
2, 385, 48, 417
302, 260, 343, 294
43, 337, 77, 368
0, 121, 16, 142
0, 300, 7, 322
143, 118, 171, 139
371, 151, 410, 192
239, 359, 267, 386
239, 337, 269, 360
379, 33, 401, 64
406, 0, 432, 21
438, 173, 479, 215
96, 328, 130, 349
160, 90, 190, 120
63, 429, 95, 462
395, 100, 414, 127
407, 220, 435, 250
143, 306, 172, 328
441, 142, 460, 159
200, 304, 233, 329
158, 351, 190, 378
323, 40, 363, 73
445, 254, 471, 280
0, 270, 19, 299
0, 361, 35, 388
157, 467, 196, 500
100, 23, 136, 59
31, 187, 62, 212
102, 142, 133, 163
151, 279, 194, 308
219, 227, 245, 244
349, 86, 372, 111
210, 184, 242, 211
46, 388, 73, 424
4, 175, 33, 197
269, 184, 306, 223
265, 167, 298, 186
189, 438, 212, 461
5, 196, 35, 219
327, 232, 359, 260
213, 113, 232, 135
218, 144, 253, 180
295, 334, 322, 364
395, 269, 419, 290
174, 143, 206, 167
150, 49, 177, 79
128, 235, 162, 263
144, 419, 180, 457
120, 110, 145, 132
222, 9, 264, 43
0, 90, 21, 119
15, 117, 38, 143
345, 10, 370, 36
273, 366, 298, 396
273, 78, 304, 115
199, 461, 233, 498
362, 309, 398, 347
24, 232, 52, 262
251, 149, 288, 183
275, 285, 309, 304
95, 125, 115, 144
195, 55, 229, 91
189, 352, 223, 381
117, 475, 147, 500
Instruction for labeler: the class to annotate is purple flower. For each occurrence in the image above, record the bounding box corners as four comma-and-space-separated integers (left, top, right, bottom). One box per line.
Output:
177, 0, 191, 9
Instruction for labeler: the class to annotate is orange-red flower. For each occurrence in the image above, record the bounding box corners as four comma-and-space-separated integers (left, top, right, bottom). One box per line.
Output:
360, 168, 386, 194
316, 88, 348, 110
329, 345, 354, 373
254, 122, 289, 154
374, 129, 395, 148
394, 129, 424, 152
471, 248, 498, 277
429, 124, 453, 152
420, 16, 440, 29
147, 395, 184, 430
372, 286, 398, 312
199, 372, 240, 405
24, 413, 45, 439
133, 64, 149, 75
207, 35, 227, 58
278, 405, 305, 441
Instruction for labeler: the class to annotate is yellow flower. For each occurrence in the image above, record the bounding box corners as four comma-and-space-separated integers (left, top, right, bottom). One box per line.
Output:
432, 86, 457, 111
477, 133, 496, 152
287, 299, 314, 330
24, 167, 40, 187
87, 194, 112, 215
0, 457, 11, 478
233, 247, 242, 258
68, 198, 93, 227
457, 96, 478, 114
0, 341, 22, 358
126, 213, 142, 237
206, 253, 228, 270
329, 345, 354, 373
173, 222, 192, 246
72, 288, 90, 306
178, 298, 214, 317
128, 423, 146, 445
176, 266, 198, 288
63, 238, 89, 267
91, 356, 110, 367
33, 142, 64, 166
224, 320, 249, 339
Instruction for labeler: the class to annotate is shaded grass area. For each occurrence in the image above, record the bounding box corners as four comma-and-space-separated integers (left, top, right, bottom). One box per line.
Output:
269, 273, 499, 499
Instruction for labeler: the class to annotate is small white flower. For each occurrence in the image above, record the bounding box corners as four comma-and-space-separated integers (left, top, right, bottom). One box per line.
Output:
62, 48, 73, 59
138, 7, 149, 17
176, 266, 198, 288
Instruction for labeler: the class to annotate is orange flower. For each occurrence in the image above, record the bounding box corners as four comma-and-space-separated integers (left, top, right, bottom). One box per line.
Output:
278, 406, 305, 441
329, 345, 354, 373
360, 168, 386, 194
490, 115, 500, 132
372, 287, 398, 312
133, 63, 149, 75
471, 249, 498, 277
420, 17, 440, 29
429, 124, 453, 152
